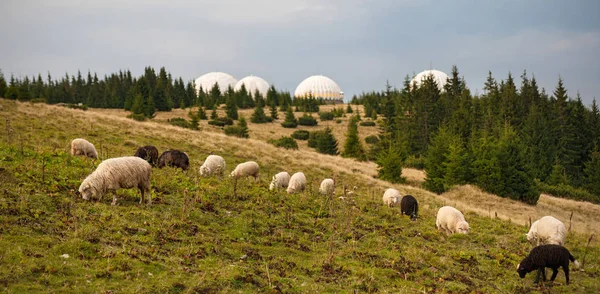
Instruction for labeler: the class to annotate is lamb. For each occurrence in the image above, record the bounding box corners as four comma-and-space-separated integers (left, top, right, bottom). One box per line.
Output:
78, 156, 152, 205
134, 145, 159, 167
527, 216, 567, 246
319, 178, 335, 196
157, 150, 189, 170
400, 195, 418, 220
436, 206, 470, 234
517, 244, 580, 285
287, 172, 306, 194
199, 155, 226, 177
70, 138, 98, 159
269, 171, 290, 191
229, 161, 260, 181
382, 188, 401, 207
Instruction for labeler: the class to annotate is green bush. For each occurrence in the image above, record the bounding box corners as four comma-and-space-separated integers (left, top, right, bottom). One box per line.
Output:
127, 113, 147, 121
291, 130, 310, 140
364, 135, 379, 145
208, 117, 234, 127
359, 121, 376, 127
298, 114, 318, 126
319, 112, 334, 121
336, 119, 342, 124
168, 117, 190, 128
281, 121, 298, 128
536, 180, 600, 204
269, 136, 298, 149
404, 155, 425, 169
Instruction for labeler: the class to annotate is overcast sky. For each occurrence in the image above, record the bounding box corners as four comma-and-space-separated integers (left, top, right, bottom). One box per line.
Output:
1, 0, 599, 105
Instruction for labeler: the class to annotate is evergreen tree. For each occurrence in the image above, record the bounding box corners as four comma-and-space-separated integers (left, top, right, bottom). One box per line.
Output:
0, 70, 7, 98
254, 89, 264, 107
546, 160, 569, 186
281, 108, 298, 128
210, 105, 218, 119
226, 91, 239, 120
424, 127, 454, 193
346, 104, 353, 113
198, 106, 208, 120
376, 142, 406, 184
342, 116, 366, 160
189, 110, 199, 130
131, 93, 144, 115
266, 85, 278, 107
584, 151, 600, 196
315, 127, 339, 155
269, 100, 279, 120
443, 136, 470, 191
208, 82, 221, 108
237, 117, 249, 138
589, 98, 600, 149
251, 104, 269, 123
144, 94, 156, 118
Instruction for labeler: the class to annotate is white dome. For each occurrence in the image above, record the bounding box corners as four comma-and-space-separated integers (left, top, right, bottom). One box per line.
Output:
195, 72, 237, 94
234, 75, 270, 98
294, 75, 343, 102
410, 69, 449, 91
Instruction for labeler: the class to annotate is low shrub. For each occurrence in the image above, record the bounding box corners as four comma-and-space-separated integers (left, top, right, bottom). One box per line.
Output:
536, 180, 600, 204
127, 113, 146, 121
364, 135, 379, 145
168, 117, 190, 128
291, 130, 310, 140
224, 126, 248, 138
281, 121, 298, 128
208, 117, 234, 127
319, 112, 334, 121
336, 119, 342, 124
404, 155, 425, 170
359, 121, 376, 127
298, 114, 318, 126
269, 136, 298, 149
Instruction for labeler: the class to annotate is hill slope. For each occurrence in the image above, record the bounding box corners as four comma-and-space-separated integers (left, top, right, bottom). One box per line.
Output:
1, 99, 599, 293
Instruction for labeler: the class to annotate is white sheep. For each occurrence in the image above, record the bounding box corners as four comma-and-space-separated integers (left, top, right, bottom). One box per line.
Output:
526, 216, 567, 246
269, 171, 290, 191
70, 138, 98, 159
319, 178, 335, 195
229, 161, 260, 181
436, 206, 470, 235
199, 155, 226, 177
287, 172, 306, 194
78, 156, 152, 205
382, 188, 401, 207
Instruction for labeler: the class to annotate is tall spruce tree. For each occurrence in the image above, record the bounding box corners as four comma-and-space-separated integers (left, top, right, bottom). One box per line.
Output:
342, 115, 366, 160
251, 104, 269, 123
226, 91, 239, 120
269, 100, 279, 120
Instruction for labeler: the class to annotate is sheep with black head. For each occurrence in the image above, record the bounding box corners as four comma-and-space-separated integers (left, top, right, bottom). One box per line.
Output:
517, 244, 579, 285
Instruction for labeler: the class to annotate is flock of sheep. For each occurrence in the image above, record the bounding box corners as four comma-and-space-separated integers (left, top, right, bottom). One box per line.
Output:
71, 137, 581, 286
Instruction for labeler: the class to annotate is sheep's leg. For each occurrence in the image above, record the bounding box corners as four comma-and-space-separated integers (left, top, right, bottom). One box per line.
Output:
111, 191, 118, 206
138, 185, 144, 204
563, 265, 570, 285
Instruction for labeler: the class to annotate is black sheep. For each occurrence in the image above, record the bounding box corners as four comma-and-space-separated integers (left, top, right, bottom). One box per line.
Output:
400, 195, 418, 220
157, 150, 189, 171
134, 145, 159, 167
517, 244, 579, 285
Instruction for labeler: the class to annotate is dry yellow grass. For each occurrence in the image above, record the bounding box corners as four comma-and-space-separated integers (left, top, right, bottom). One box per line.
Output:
8, 100, 600, 240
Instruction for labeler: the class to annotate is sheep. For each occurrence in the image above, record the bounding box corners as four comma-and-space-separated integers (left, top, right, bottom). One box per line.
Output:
382, 188, 401, 207
70, 138, 98, 159
517, 244, 580, 285
319, 178, 335, 196
269, 171, 290, 191
229, 161, 260, 181
527, 216, 567, 246
78, 156, 152, 205
157, 150, 189, 170
400, 195, 418, 220
199, 155, 226, 177
287, 172, 306, 194
436, 206, 470, 235
134, 145, 159, 167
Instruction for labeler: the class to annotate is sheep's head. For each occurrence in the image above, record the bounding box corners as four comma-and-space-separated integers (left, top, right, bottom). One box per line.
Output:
457, 221, 470, 234
516, 262, 529, 278
200, 165, 210, 177
79, 182, 93, 201
526, 232, 536, 244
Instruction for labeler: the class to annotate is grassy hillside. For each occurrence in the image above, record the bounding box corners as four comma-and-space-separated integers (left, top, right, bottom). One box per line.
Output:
1, 99, 599, 293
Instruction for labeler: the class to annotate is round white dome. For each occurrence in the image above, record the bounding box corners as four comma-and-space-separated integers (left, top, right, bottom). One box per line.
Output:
410, 69, 449, 91
234, 75, 270, 98
195, 72, 237, 94
294, 75, 343, 102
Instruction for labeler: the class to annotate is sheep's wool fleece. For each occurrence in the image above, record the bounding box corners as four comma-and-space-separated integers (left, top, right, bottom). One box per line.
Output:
287, 172, 307, 193
79, 156, 151, 197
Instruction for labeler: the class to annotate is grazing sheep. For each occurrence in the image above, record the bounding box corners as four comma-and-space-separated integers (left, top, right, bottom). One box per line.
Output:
230, 161, 260, 181
517, 244, 580, 285
436, 206, 470, 235
527, 216, 567, 246
157, 150, 189, 170
78, 156, 152, 205
70, 138, 98, 159
269, 171, 290, 191
382, 188, 401, 207
200, 155, 226, 177
134, 145, 159, 166
319, 178, 335, 196
400, 195, 419, 220
287, 172, 307, 194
